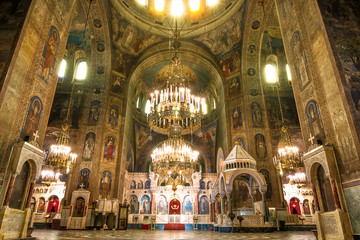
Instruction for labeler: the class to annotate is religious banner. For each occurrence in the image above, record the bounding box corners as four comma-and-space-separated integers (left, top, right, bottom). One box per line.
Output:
169, 199, 181, 215
38, 26, 60, 83
20, 96, 43, 141
46, 196, 59, 213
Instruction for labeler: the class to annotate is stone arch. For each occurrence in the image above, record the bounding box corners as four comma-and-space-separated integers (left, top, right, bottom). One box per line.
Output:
227, 169, 267, 194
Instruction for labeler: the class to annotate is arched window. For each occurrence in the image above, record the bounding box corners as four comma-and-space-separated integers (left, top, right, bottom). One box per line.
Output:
286, 64, 292, 81
264, 55, 278, 83
155, 0, 165, 12
75, 61, 87, 80
136, 97, 140, 109
207, 0, 218, 7
58, 59, 67, 79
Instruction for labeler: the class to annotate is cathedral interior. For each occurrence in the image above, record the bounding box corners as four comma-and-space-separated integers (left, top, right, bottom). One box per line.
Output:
0, 0, 359, 239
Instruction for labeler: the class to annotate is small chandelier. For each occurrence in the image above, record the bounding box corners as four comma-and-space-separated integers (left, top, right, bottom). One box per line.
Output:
147, 54, 206, 135
151, 124, 199, 177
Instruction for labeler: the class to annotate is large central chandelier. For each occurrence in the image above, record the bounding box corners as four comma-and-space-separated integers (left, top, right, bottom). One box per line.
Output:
147, 55, 206, 135
151, 124, 199, 177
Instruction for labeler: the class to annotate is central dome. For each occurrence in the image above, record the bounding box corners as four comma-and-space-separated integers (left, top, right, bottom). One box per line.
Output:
110, 0, 245, 37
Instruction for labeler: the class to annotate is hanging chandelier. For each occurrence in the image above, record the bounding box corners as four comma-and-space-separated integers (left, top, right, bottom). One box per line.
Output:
147, 55, 206, 135
41, 87, 77, 184
151, 124, 199, 177
273, 126, 303, 176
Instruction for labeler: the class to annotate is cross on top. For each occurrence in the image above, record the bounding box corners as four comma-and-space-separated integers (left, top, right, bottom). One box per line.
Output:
308, 133, 315, 145
33, 130, 39, 142
79, 183, 85, 189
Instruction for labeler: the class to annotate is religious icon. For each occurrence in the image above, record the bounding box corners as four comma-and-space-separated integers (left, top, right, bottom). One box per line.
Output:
82, 132, 95, 161
247, 68, 256, 76
305, 100, 325, 143
93, 19, 102, 28
255, 134, 267, 161
47, 196, 59, 213
73, 197, 85, 217
157, 196, 167, 215
145, 181, 150, 189
130, 181, 136, 189
99, 171, 112, 199
217, 148, 224, 173
215, 197, 221, 214
130, 195, 139, 214
97, 43, 105, 52
199, 196, 209, 215
248, 45, 256, 54
37, 197, 45, 213
111, 73, 126, 94
78, 168, 90, 189
290, 198, 301, 215
303, 199, 311, 215
235, 137, 246, 150
232, 106, 242, 129
138, 181, 143, 189
229, 76, 241, 95
260, 169, 272, 199
207, 181, 212, 190
251, 20, 261, 30
109, 105, 119, 126
97, 66, 104, 74
291, 31, 311, 88
20, 96, 43, 140
200, 181, 206, 190
127, 149, 134, 172
103, 136, 116, 163
140, 195, 150, 214
39, 26, 59, 82
184, 196, 193, 215
88, 100, 100, 125
251, 102, 263, 127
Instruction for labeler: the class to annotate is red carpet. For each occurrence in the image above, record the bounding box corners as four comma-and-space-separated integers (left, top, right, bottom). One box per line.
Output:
164, 224, 185, 230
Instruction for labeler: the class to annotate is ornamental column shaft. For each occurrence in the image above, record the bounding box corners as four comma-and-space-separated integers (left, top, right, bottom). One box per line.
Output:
3, 174, 17, 206
330, 178, 341, 209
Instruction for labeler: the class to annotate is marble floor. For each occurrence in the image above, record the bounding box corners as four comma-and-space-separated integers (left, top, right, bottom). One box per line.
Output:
32, 229, 316, 240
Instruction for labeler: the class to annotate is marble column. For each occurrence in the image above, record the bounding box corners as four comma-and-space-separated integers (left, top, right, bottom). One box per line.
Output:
262, 193, 268, 221
25, 181, 35, 208
330, 178, 341, 209
312, 185, 320, 211
210, 201, 215, 222
3, 174, 17, 206
195, 195, 199, 215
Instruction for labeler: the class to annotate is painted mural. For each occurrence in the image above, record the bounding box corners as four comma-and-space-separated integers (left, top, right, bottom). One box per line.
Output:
103, 136, 116, 163
291, 31, 312, 89
111, 9, 161, 56
217, 147, 224, 173
260, 169, 272, 200
220, 50, 241, 78
183, 195, 193, 215
126, 148, 134, 172
140, 195, 151, 214
305, 100, 326, 144
232, 106, 242, 129
88, 100, 100, 126
82, 132, 95, 161
20, 96, 43, 140
113, 49, 133, 77
111, 71, 126, 94
265, 97, 299, 128
193, 6, 245, 56
228, 76, 241, 95
199, 196, 210, 214
99, 171, 112, 199
251, 102, 263, 127
200, 122, 217, 158
78, 168, 90, 189
109, 105, 119, 126
235, 137, 246, 150
344, 186, 360, 234
157, 195, 167, 215
255, 134, 267, 161
38, 26, 60, 82
130, 195, 139, 214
